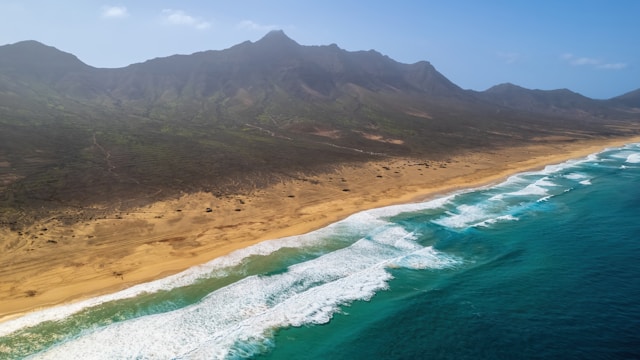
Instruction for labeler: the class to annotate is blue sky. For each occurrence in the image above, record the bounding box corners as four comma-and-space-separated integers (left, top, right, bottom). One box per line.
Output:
0, 1, 638, 99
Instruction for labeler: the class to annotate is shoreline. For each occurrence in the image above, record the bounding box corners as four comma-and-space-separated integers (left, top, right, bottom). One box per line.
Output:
2, 135, 640, 323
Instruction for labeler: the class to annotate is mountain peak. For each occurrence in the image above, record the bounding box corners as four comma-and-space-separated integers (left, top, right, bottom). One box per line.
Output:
262, 29, 288, 38
485, 83, 525, 93
1, 40, 66, 57
7, 39, 48, 48
256, 30, 299, 46
0, 40, 89, 71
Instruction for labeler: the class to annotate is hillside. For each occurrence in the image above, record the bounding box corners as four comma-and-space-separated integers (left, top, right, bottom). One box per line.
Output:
0, 30, 639, 227
610, 88, 640, 109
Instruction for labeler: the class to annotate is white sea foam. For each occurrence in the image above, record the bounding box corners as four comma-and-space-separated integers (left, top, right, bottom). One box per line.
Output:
507, 183, 549, 197
537, 194, 554, 202
365, 195, 453, 217
0, 197, 454, 338
432, 204, 490, 229
565, 173, 588, 180
563, 173, 592, 186
0, 228, 339, 337
490, 176, 555, 201
541, 160, 582, 175
389, 246, 461, 270
534, 177, 559, 187
473, 214, 519, 228
626, 153, 640, 163
492, 173, 530, 192
434, 177, 550, 229
609, 150, 638, 162
434, 173, 565, 229
538, 151, 606, 176
31, 267, 396, 359
29, 222, 459, 360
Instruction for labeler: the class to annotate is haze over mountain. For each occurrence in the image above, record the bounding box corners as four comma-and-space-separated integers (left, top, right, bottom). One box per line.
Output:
1, 31, 639, 226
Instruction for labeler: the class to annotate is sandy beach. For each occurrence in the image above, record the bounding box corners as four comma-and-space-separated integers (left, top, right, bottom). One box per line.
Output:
2, 136, 640, 322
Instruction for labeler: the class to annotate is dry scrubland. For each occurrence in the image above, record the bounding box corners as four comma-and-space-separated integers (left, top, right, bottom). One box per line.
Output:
2, 136, 639, 320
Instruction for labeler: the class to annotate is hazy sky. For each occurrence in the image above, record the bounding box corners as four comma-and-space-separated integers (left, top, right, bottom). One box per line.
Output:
1, 1, 638, 99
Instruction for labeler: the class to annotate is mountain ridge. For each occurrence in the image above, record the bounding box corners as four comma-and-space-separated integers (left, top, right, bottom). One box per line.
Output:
0, 31, 639, 225
2, 34, 637, 101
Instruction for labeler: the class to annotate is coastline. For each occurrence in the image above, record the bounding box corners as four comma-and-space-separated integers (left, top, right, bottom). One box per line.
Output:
2, 135, 640, 322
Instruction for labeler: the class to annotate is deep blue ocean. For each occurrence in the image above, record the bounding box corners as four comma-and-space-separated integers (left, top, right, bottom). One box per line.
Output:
2, 143, 640, 359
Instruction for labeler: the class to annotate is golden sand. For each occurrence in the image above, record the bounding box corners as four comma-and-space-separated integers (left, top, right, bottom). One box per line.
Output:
2, 136, 639, 321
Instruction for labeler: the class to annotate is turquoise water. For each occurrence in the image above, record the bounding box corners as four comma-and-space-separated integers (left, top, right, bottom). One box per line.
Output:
2, 143, 640, 359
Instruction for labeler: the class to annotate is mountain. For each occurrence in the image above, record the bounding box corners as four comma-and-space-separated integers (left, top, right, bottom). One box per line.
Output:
479, 83, 593, 110
610, 88, 640, 109
0, 40, 90, 76
0, 31, 639, 225
474, 83, 626, 119
130, 29, 462, 95
0, 40, 95, 97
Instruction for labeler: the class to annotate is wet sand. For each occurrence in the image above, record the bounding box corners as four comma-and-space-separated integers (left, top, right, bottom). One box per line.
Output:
2, 136, 639, 321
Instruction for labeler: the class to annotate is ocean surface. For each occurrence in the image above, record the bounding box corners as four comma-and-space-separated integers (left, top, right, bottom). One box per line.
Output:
2, 143, 640, 359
